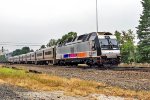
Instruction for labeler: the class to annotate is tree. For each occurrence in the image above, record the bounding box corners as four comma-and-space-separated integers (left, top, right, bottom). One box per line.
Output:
12, 47, 32, 56
12, 49, 21, 56
47, 39, 57, 47
114, 31, 121, 44
47, 32, 77, 46
115, 30, 135, 63
30, 49, 34, 52
137, 0, 150, 63
21, 47, 30, 54
59, 32, 77, 44
0, 55, 7, 62
40, 45, 46, 49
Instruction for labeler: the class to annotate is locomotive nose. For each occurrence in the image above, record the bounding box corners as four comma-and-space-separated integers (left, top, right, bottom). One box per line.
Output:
101, 50, 120, 59
105, 53, 118, 58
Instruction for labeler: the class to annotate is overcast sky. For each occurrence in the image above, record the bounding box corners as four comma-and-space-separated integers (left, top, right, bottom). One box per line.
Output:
0, 0, 143, 52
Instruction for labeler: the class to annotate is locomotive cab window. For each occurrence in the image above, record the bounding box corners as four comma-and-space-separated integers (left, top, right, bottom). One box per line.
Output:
99, 39, 109, 45
109, 39, 118, 45
77, 35, 85, 41
99, 39, 109, 50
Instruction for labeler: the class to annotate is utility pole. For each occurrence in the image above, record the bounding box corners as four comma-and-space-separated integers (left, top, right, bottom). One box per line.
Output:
96, 0, 99, 32
2, 46, 3, 52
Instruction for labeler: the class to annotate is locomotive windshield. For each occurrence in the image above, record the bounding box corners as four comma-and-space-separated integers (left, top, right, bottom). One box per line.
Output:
99, 39, 108, 45
99, 39, 119, 50
109, 39, 119, 49
109, 39, 118, 45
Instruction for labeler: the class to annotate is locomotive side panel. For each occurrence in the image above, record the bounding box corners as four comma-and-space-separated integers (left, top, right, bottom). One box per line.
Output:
56, 40, 97, 60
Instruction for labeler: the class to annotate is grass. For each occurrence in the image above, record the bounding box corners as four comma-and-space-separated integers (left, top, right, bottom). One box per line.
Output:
0, 66, 150, 99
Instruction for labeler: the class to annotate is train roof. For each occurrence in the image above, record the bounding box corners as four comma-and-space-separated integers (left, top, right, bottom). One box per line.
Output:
97, 32, 112, 35
98, 35, 117, 39
36, 46, 55, 52
57, 32, 114, 47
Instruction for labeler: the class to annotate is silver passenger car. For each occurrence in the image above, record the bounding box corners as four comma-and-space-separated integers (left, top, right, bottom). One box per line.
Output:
35, 46, 55, 64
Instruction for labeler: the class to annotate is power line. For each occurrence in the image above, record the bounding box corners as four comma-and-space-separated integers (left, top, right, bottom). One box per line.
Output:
0, 44, 41, 47
0, 42, 42, 45
0, 43, 41, 46
0, 42, 42, 46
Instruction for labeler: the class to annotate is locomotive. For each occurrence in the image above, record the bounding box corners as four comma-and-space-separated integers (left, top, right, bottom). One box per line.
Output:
8, 32, 121, 67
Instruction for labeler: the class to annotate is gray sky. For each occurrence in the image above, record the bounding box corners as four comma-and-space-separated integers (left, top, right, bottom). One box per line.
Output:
0, 0, 143, 52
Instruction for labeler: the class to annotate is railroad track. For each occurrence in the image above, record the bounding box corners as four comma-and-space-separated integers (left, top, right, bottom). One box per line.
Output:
108, 66, 150, 72
3, 63, 150, 73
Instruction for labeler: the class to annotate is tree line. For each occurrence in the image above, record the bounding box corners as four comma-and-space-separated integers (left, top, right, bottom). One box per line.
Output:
114, 30, 149, 63
40, 32, 77, 49
114, 0, 150, 63
12, 47, 34, 56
